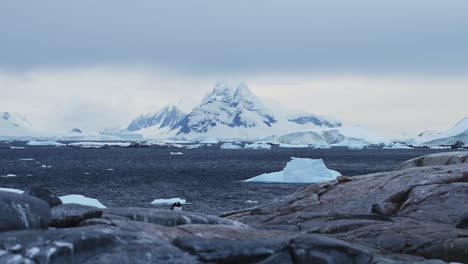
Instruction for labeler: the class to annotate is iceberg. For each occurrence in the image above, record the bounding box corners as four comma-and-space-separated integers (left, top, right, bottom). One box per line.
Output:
198, 137, 219, 144
151, 198, 186, 205
68, 142, 133, 148
221, 143, 243, 149
27, 140, 66, 146
170, 152, 184, 155
383, 143, 413, 149
244, 158, 341, 183
60, 194, 107, 208
244, 143, 272, 150
279, 144, 309, 148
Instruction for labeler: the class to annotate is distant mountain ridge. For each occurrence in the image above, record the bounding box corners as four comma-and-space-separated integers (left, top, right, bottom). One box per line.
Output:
414, 116, 468, 146
126, 82, 342, 139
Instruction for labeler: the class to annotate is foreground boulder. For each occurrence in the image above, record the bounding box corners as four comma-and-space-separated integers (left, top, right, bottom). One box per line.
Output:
51, 204, 103, 228
0, 191, 51, 232
226, 162, 468, 263
24, 186, 62, 207
103, 207, 248, 227
399, 151, 468, 170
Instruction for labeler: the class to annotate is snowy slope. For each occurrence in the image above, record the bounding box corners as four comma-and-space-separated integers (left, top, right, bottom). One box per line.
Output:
415, 117, 468, 146
0, 112, 37, 138
128, 105, 186, 131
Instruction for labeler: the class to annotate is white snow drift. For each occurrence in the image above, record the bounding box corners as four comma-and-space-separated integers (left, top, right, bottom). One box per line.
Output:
244, 158, 341, 183
151, 198, 187, 205
60, 194, 107, 208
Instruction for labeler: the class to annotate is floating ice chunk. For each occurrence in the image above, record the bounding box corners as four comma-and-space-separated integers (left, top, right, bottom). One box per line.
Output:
221, 143, 243, 149
10, 147, 25, 149
107, 168, 114, 171
0, 187, 24, 194
68, 142, 132, 148
1, 174, 17, 177
19, 158, 35, 161
383, 143, 414, 149
27, 140, 65, 146
185, 144, 202, 149
151, 198, 187, 205
244, 158, 341, 183
198, 137, 219, 144
279, 144, 309, 148
246, 200, 258, 204
170, 152, 184, 155
429, 145, 451, 149
60, 194, 107, 208
244, 143, 271, 150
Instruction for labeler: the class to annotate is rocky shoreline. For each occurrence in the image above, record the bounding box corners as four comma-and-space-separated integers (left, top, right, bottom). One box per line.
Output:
1, 152, 467, 263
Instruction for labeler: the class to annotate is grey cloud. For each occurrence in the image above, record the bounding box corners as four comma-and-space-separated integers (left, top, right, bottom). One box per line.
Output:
1, 0, 467, 74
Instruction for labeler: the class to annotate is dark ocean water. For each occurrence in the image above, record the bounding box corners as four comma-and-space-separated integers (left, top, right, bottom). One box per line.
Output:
0, 142, 452, 215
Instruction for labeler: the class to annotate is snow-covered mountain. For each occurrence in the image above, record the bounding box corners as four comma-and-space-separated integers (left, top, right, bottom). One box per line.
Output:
414, 117, 468, 146
177, 82, 278, 137
127, 105, 186, 132
125, 82, 345, 140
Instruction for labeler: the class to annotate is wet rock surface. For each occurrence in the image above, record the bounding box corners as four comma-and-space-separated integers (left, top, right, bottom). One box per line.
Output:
0, 191, 51, 232
225, 152, 468, 263
0, 152, 467, 263
24, 186, 62, 207
399, 151, 468, 170
51, 204, 103, 228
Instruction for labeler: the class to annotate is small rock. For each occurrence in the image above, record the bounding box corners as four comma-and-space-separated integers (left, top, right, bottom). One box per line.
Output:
24, 186, 62, 207
456, 212, 468, 229
51, 204, 103, 228
0, 191, 51, 231
336, 176, 352, 183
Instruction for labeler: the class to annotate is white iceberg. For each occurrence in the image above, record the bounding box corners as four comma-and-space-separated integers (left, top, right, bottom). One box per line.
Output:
27, 140, 65, 146
279, 143, 309, 148
221, 143, 243, 149
151, 197, 187, 205
244, 158, 341, 183
60, 194, 107, 208
383, 143, 414, 149
198, 137, 219, 144
244, 143, 272, 150
170, 152, 184, 155
0, 187, 24, 194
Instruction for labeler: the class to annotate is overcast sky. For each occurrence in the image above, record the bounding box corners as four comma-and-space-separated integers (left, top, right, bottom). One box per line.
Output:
0, 1, 467, 136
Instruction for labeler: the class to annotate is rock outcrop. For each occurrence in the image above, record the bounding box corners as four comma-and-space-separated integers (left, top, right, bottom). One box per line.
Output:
1, 152, 467, 263
399, 151, 468, 170
225, 152, 468, 263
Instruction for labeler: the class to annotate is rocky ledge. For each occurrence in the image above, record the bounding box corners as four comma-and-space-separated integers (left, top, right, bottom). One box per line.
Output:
0, 152, 467, 263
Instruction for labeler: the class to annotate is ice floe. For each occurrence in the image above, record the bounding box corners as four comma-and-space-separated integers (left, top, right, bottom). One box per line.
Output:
60, 194, 107, 208
220, 143, 243, 149
383, 143, 414, 149
1, 174, 17, 178
244, 158, 341, 183
27, 140, 66, 146
151, 198, 187, 205
170, 152, 184, 155
278, 143, 309, 148
68, 142, 133, 148
244, 143, 271, 150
